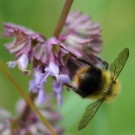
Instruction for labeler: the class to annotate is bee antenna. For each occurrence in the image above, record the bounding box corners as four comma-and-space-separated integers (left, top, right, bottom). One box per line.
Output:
64, 83, 77, 91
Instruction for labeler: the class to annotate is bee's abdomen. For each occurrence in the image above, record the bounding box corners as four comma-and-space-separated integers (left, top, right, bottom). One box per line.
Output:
75, 67, 102, 98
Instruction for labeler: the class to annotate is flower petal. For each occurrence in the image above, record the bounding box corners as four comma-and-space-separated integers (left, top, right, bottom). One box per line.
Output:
7, 61, 17, 68
47, 37, 60, 45
52, 82, 63, 106
29, 79, 39, 93
45, 62, 59, 77
53, 82, 62, 93
33, 42, 51, 64
29, 68, 45, 93
34, 68, 45, 86
57, 74, 70, 83
17, 54, 28, 70
57, 94, 63, 107
37, 87, 46, 104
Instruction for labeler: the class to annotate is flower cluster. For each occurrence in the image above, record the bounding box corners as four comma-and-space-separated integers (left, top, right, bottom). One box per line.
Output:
59, 11, 103, 77
3, 11, 102, 106
0, 97, 64, 135
4, 24, 70, 106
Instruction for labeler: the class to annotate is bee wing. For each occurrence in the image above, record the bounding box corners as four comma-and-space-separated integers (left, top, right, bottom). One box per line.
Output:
78, 98, 104, 130
77, 55, 109, 70
110, 48, 129, 81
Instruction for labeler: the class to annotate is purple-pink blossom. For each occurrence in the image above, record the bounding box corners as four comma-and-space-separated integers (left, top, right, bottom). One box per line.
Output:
3, 11, 103, 106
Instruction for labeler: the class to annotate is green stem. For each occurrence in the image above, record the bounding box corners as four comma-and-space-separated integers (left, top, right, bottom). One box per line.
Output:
0, 59, 57, 135
53, 0, 73, 38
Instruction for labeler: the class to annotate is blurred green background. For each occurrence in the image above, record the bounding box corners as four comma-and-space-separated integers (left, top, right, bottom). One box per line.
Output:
0, 0, 135, 135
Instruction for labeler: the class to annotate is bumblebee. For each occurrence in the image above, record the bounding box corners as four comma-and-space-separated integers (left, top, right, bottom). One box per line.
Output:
74, 60, 120, 102
72, 48, 129, 130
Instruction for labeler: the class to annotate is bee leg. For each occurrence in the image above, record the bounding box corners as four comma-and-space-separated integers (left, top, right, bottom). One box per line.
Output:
76, 57, 93, 66
96, 57, 109, 70
64, 83, 77, 92
66, 87, 70, 91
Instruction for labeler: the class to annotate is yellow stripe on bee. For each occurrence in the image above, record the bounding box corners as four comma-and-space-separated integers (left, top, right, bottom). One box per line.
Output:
89, 70, 121, 102
88, 70, 112, 99
74, 66, 89, 87
105, 80, 121, 102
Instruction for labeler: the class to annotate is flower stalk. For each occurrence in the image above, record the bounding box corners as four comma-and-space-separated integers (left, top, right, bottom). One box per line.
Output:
53, 0, 73, 37
19, 92, 37, 123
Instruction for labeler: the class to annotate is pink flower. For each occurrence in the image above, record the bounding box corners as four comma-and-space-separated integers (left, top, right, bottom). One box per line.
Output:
3, 11, 103, 106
